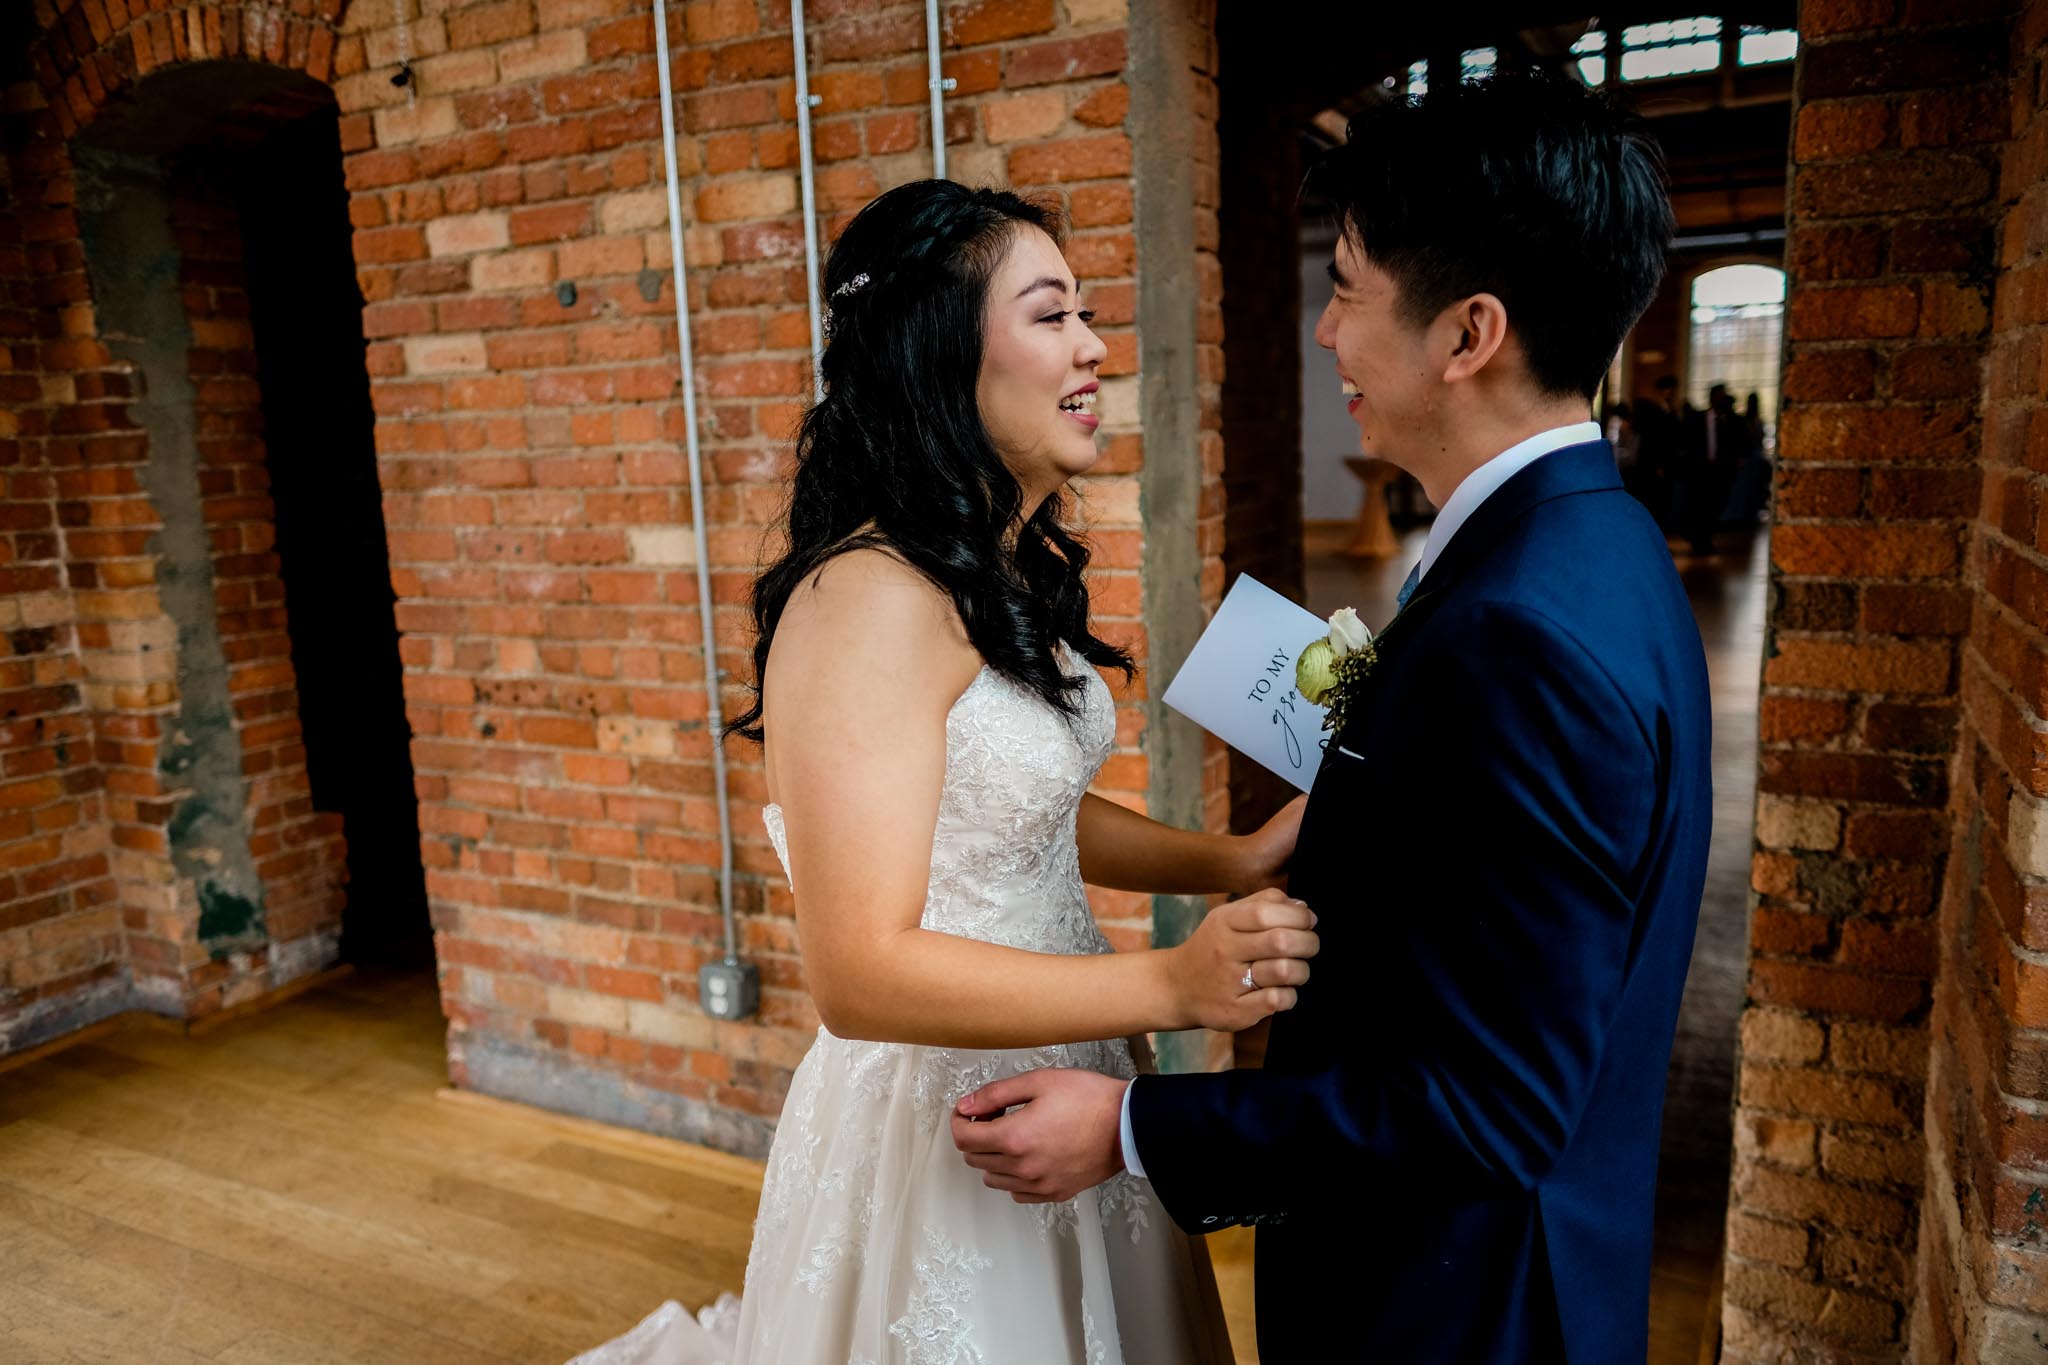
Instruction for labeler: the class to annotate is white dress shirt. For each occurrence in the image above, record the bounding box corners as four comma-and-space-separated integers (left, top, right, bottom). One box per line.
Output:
1414, 419, 1602, 583
1115, 418, 1602, 1182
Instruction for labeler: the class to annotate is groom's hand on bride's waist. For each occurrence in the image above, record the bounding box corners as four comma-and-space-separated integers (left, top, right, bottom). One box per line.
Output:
951, 1069, 1126, 1205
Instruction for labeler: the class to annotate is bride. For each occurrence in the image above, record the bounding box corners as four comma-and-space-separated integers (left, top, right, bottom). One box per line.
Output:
575, 179, 1318, 1364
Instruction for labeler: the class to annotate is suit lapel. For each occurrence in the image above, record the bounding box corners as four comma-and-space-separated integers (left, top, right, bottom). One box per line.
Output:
1410, 440, 1622, 604
1334, 441, 1622, 751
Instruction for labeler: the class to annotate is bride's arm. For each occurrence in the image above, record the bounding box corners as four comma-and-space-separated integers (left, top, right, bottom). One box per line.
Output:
764, 551, 1314, 1049
1074, 793, 1304, 898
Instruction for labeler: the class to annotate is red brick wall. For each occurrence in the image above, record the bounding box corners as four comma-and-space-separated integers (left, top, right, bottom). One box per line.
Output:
1918, 0, 2048, 1353
0, 133, 119, 1052
1186, 6, 1230, 845
338, 0, 1158, 1147
1723, 2, 2019, 1357
4, 0, 1224, 1149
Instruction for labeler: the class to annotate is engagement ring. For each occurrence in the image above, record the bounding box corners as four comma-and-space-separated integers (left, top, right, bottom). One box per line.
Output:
1241, 967, 1256, 990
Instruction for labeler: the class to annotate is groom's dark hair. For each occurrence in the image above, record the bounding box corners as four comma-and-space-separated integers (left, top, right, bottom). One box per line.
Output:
1307, 64, 1673, 400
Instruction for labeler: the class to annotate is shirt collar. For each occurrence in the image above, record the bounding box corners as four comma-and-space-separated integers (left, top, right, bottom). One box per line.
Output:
1414, 420, 1603, 581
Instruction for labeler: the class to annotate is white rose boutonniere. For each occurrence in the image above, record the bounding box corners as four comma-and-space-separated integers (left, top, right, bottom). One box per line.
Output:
1295, 606, 1375, 733
1326, 607, 1371, 656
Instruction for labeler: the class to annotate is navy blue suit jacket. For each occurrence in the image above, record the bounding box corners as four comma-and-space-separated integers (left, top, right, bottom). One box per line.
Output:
1129, 442, 1711, 1363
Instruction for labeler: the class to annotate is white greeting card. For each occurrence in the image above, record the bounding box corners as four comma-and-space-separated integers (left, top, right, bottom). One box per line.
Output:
1161, 575, 1332, 792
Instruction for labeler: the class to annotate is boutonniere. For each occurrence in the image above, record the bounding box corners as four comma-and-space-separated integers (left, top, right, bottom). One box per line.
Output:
1295, 607, 1375, 734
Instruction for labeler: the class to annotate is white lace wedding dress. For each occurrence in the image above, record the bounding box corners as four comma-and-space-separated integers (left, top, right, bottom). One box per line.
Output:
570, 647, 1233, 1364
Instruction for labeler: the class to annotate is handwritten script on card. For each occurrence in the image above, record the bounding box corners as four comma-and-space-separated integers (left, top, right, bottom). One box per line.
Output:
1161, 575, 1332, 793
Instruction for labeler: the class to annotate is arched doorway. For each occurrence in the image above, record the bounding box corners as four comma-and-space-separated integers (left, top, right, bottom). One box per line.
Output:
1686, 261, 1786, 451
69, 60, 426, 989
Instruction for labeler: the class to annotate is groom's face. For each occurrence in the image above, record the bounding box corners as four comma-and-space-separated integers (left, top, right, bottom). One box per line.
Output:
1313, 233, 1437, 471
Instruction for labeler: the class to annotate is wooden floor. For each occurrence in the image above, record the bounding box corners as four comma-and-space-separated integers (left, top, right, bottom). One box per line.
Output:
0, 971, 761, 1365
2, 969, 1718, 1364
0, 970, 1266, 1364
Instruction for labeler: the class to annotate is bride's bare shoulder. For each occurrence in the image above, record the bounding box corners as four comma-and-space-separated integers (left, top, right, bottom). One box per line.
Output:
769, 547, 978, 696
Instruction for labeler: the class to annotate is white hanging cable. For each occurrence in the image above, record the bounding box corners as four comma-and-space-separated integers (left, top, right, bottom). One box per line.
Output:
791, 0, 827, 404
924, 0, 953, 177
651, 0, 737, 963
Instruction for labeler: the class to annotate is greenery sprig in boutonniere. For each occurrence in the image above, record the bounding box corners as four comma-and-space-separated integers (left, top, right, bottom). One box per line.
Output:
1296, 607, 1374, 734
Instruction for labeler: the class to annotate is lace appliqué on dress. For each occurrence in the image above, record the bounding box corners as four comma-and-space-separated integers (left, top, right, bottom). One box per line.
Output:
887, 1226, 994, 1364
1083, 1303, 1112, 1364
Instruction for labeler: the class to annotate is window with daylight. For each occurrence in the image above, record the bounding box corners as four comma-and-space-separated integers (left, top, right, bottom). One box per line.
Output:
1737, 25, 1799, 66
1572, 18, 1795, 88
1686, 264, 1786, 447
1620, 18, 1722, 82
1572, 30, 1607, 86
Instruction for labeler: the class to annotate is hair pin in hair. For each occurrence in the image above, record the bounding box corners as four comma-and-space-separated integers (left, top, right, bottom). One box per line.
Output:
831, 272, 871, 300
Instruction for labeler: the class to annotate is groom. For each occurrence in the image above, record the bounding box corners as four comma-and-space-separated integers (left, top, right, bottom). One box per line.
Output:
952, 66, 1708, 1363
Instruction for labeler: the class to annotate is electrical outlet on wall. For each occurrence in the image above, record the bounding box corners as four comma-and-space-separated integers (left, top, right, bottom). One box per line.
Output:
699, 958, 760, 1022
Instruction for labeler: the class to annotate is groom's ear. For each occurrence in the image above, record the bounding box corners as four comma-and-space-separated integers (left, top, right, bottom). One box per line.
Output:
1440, 292, 1510, 385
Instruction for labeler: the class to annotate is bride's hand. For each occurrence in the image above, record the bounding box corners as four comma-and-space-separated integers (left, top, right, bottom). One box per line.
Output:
1229, 795, 1308, 896
1162, 888, 1318, 1032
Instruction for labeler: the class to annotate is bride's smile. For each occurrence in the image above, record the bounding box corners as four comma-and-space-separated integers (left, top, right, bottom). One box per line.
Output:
1058, 380, 1100, 430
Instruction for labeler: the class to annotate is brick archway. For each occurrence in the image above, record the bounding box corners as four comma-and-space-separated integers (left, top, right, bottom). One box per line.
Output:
26, 1, 349, 140
1, 1, 376, 1044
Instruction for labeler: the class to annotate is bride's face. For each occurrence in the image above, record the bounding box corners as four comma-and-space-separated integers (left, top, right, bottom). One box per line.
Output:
976, 226, 1107, 506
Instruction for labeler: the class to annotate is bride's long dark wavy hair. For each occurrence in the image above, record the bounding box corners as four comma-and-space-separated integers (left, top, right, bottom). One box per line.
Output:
725, 179, 1133, 743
